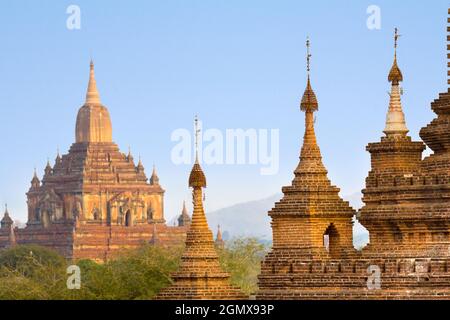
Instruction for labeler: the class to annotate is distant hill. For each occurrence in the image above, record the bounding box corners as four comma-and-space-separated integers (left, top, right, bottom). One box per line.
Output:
205, 192, 370, 248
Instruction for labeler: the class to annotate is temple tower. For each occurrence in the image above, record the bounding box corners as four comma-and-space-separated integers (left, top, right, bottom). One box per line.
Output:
257, 39, 356, 299
156, 118, 247, 300
359, 28, 426, 253
0, 61, 187, 260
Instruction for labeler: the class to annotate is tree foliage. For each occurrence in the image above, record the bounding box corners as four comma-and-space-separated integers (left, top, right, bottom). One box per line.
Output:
0, 238, 268, 300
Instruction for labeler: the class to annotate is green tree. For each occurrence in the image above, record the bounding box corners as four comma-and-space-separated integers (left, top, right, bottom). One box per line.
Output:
218, 237, 268, 296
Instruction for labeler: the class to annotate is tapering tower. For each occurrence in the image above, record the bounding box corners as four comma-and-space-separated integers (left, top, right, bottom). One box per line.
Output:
359, 28, 426, 254
0, 61, 188, 260
178, 201, 191, 227
215, 225, 225, 248
257, 39, 356, 299
0, 205, 16, 248
156, 118, 247, 300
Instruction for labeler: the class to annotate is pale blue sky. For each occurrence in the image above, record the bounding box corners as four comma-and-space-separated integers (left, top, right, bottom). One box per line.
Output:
0, 0, 448, 223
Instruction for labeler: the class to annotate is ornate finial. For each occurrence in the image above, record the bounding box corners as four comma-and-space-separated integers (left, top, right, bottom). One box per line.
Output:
300, 37, 319, 112
388, 28, 403, 84
394, 28, 400, 52
4, 203, 8, 214
189, 116, 207, 189
194, 115, 201, 164
306, 37, 311, 75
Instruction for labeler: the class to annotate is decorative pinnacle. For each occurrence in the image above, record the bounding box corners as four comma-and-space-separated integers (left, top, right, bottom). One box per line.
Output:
388, 28, 403, 84
394, 27, 400, 54
306, 37, 311, 75
194, 115, 201, 164
300, 37, 319, 112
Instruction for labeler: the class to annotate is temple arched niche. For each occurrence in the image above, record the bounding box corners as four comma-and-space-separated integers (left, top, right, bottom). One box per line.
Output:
323, 223, 340, 258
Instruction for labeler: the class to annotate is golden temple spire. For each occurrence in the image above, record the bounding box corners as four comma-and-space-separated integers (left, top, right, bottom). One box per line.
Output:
384, 28, 409, 137
85, 60, 101, 105
300, 37, 318, 112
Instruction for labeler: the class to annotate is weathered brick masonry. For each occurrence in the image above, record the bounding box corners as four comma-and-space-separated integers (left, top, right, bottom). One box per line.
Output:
258, 12, 450, 299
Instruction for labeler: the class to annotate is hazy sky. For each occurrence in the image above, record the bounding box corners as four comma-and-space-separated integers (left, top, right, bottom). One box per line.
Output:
0, 0, 448, 223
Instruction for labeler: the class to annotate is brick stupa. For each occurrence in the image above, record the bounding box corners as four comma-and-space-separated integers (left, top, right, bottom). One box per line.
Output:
257, 39, 356, 299
156, 119, 247, 300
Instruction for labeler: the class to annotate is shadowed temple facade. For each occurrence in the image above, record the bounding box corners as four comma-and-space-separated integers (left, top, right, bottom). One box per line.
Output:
0, 62, 188, 261
258, 11, 450, 299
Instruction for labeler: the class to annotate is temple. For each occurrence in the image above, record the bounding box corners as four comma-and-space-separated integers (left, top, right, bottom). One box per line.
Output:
156, 118, 247, 300
0, 62, 187, 261
257, 38, 356, 299
259, 10, 450, 299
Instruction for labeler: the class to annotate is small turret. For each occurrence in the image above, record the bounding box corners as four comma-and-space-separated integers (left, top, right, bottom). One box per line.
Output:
178, 201, 191, 227
44, 159, 53, 176
136, 156, 145, 174
215, 225, 225, 248
150, 165, 160, 186
30, 169, 40, 190
1, 204, 13, 230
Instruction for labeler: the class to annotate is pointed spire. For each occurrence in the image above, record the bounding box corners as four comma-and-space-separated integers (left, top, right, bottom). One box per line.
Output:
388, 28, 404, 85
384, 28, 409, 138
127, 146, 134, 163
150, 164, 160, 185
215, 225, 225, 248
137, 155, 144, 172
178, 200, 191, 227
31, 168, 40, 189
55, 147, 61, 164
85, 60, 101, 105
45, 159, 52, 176
300, 38, 318, 112
189, 117, 207, 188
1, 204, 13, 230
294, 37, 327, 178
